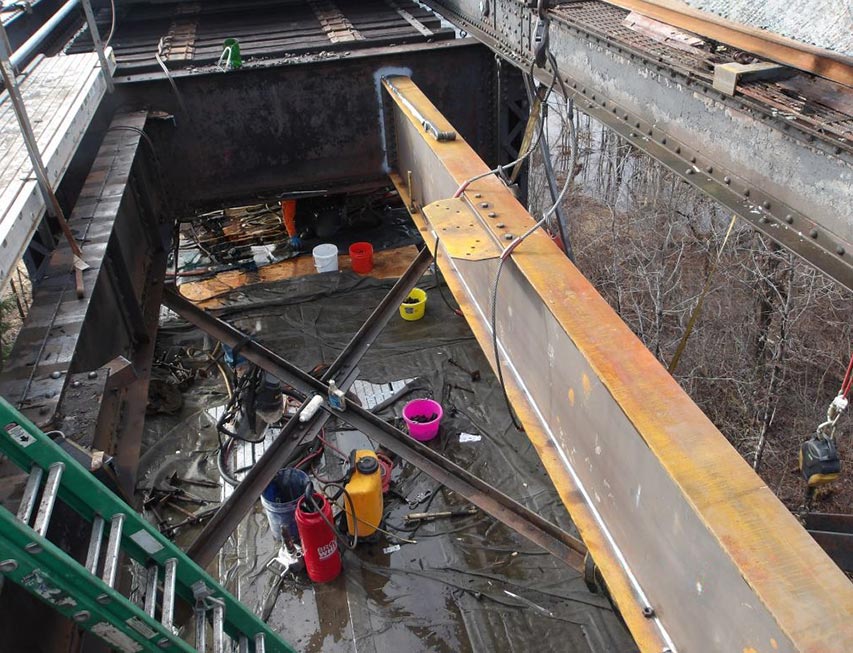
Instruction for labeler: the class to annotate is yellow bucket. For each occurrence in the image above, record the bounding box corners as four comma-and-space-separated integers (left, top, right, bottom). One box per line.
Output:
399, 288, 427, 321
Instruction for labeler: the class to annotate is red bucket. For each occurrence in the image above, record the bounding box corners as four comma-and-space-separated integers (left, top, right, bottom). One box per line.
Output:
349, 242, 374, 274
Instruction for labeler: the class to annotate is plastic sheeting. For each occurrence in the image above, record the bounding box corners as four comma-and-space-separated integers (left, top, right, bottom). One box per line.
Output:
141, 272, 637, 652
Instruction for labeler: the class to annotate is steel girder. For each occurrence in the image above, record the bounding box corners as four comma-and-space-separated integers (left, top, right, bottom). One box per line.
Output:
424, 0, 853, 291
382, 75, 853, 653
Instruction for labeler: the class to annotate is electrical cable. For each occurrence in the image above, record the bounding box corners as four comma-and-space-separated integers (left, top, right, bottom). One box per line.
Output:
308, 483, 358, 550
487, 55, 577, 430
156, 37, 187, 114
104, 0, 116, 47
452, 62, 557, 199
432, 236, 462, 317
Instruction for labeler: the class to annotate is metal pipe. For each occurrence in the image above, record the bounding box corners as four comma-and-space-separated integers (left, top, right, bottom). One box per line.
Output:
10, 0, 80, 71
79, 0, 113, 92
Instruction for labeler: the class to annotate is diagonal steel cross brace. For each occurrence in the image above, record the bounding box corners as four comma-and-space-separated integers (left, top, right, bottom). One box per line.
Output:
173, 247, 434, 567
162, 259, 587, 572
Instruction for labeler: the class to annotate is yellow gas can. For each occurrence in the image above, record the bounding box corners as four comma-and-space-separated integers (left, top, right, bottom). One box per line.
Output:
344, 450, 383, 537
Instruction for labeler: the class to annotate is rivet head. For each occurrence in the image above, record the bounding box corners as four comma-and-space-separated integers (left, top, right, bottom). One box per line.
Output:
762, 201, 771, 209
743, 190, 750, 197
0, 559, 17, 572
158, 640, 170, 649
784, 214, 794, 224
71, 381, 81, 389
706, 166, 713, 174
836, 245, 845, 255
474, 193, 482, 198
24, 543, 42, 554
496, 223, 505, 228
87, 371, 98, 379
96, 594, 111, 605
723, 176, 731, 184
480, 202, 489, 209
642, 607, 655, 618
685, 169, 694, 175
810, 229, 818, 239
49, 371, 61, 379
674, 146, 681, 154
759, 216, 768, 223
690, 156, 696, 163
488, 212, 497, 218
630, 132, 637, 138
73, 611, 90, 623
504, 233, 514, 240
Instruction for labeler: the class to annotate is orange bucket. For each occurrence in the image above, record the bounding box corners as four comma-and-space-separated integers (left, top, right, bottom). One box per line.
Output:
349, 242, 374, 274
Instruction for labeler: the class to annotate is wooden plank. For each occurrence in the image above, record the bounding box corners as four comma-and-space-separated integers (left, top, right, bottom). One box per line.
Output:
178, 244, 420, 309
0, 52, 114, 287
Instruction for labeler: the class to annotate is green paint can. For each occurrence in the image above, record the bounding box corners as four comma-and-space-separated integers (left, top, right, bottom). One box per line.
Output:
222, 38, 242, 69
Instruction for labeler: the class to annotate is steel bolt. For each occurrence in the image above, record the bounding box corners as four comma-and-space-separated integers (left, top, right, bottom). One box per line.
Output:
480, 202, 489, 209
0, 559, 17, 573
642, 606, 655, 618
488, 212, 497, 218
73, 611, 90, 623
504, 233, 514, 240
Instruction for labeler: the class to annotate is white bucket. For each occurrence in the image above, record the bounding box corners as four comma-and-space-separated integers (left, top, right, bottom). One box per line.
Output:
312, 243, 339, 273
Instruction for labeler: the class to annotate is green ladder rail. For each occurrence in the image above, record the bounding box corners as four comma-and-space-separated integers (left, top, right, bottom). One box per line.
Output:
0, 397, 295, 653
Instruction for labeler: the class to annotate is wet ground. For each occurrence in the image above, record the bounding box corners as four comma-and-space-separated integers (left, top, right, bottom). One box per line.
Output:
140, 269, 638, 652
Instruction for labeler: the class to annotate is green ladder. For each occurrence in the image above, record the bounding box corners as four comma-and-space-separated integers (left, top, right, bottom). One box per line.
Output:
0, 397, 294, 653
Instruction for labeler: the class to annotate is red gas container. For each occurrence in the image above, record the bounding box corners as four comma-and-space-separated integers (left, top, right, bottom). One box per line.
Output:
295, 492, 342, 583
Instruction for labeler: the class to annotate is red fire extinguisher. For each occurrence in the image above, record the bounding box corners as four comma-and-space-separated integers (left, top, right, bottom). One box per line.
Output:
295, 491, 342, 583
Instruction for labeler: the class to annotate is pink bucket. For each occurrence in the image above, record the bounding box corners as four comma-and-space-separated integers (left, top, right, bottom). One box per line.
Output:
402, 399, 443, 442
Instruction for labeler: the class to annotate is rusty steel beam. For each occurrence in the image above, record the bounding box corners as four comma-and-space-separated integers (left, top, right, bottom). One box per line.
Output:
424, 0, 853, 292
382, 75, 853, 653
604, 0, 853, 87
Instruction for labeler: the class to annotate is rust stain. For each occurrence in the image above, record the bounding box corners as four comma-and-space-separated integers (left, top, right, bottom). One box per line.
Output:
581, 373, 591, 399
384, 76, 853, 653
